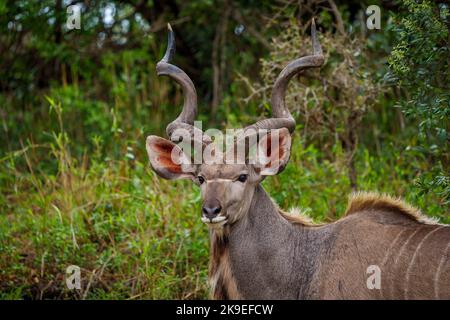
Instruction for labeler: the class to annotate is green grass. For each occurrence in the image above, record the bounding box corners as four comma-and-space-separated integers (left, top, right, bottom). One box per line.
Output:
0, 137, 209, 299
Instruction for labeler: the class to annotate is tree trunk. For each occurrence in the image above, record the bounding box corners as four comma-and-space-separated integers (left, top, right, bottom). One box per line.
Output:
211, 1, 231, 116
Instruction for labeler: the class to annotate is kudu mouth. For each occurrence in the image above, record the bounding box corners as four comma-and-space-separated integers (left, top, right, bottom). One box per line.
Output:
201, 215, 228, 226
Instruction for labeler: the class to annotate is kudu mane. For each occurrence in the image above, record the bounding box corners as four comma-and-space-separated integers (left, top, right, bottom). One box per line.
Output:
280, 192, 438, 227
345, 192, 441, 225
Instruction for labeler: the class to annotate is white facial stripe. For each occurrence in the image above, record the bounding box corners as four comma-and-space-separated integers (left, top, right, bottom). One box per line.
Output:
206, 178, 233, 182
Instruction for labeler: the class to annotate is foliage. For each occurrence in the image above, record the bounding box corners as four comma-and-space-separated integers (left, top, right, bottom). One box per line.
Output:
0, 102, 209, 299
388, 0, 449, 203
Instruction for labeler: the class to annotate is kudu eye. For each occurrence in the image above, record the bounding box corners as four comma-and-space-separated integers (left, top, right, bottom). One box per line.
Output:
198, 176, 205, 184
238, 174, 248, 183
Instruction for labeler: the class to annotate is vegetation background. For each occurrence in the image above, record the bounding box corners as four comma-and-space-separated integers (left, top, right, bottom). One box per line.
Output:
0, 0, 448, 299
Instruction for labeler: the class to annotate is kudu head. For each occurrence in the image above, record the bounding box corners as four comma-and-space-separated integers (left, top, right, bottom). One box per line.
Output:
146, 22, 324, 228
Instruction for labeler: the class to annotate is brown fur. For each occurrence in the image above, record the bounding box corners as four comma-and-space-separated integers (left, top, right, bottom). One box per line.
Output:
279, 207, 322, 227
278, 192, 440, 228
208, 227, 241, 299
345, 192, 440, 225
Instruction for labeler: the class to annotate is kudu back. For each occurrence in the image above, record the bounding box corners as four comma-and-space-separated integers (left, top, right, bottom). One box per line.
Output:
146, 22, 450, 300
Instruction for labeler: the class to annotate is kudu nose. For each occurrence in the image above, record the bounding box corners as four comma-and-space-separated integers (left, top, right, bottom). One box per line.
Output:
202, 205, 222, 220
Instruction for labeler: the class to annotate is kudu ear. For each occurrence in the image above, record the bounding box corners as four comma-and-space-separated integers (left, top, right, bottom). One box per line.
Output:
146, 135, 195, 180
256, 128, 292, 176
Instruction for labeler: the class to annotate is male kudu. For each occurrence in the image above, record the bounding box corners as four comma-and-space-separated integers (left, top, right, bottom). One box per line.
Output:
146, 22, 449, 299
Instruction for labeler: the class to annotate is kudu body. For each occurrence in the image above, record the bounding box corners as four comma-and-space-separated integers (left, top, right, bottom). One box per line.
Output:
146, 22, 450, 300
210, 186, 450, 299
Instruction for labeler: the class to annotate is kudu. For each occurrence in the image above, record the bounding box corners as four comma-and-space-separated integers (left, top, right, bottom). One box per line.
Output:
146, 22, 450, 299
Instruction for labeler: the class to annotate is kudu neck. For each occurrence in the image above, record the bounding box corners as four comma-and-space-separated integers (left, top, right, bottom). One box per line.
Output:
209, 184, 330, 299
243, 184, 308, 232
226, 184, 316, 246
247, 185, 285, 225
